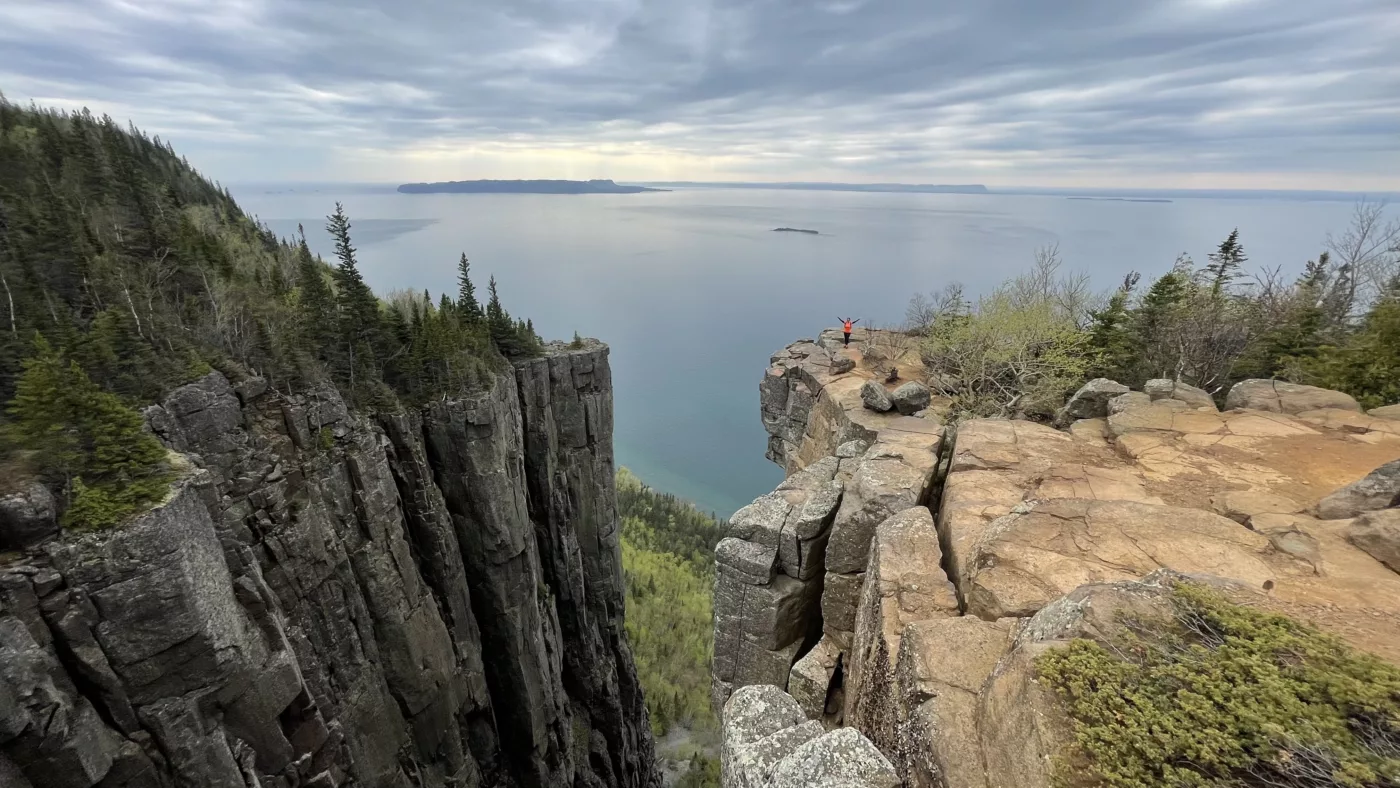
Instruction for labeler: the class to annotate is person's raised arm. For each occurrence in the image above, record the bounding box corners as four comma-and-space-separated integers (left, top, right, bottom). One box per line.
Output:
852, 318, 860, 325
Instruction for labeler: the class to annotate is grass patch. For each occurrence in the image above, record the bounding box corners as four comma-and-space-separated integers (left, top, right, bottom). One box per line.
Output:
1037, 583, 1400, 788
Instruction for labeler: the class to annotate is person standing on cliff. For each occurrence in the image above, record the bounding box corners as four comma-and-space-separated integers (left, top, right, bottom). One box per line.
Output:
839, 317, 860, 346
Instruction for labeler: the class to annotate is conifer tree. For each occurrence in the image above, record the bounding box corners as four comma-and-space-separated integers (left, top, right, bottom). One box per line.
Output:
295, 227, 335, 360
326, 203, 383, 385
6, 334, 172, 526
457, 253, 482, 322
1203, 228, 1247, 296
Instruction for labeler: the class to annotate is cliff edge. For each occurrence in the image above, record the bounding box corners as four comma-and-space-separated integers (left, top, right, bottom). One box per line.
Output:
0, 341, 659, 788
717, 328, 1400, 788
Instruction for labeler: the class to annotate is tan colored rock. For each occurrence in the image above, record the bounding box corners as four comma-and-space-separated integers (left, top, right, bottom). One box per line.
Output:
1347, 509, 1400, 573
825, 440, 940, 574
1067, 418, 1109, 445
1371, 404, 1400, 421
1209, 489, 1304, 526
1296, 408, 1400, 437
1032, 464, 1162, 505
1225, 379, 1361, 414
788, 635, 843, 726
1144, 378, 1218, 411
846, 508, 958, 743
963, 499, 1277, 620
896, 617, 1014, 788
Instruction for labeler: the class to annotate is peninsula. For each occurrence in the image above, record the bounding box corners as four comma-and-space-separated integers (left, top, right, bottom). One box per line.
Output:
397, 178, 666, 194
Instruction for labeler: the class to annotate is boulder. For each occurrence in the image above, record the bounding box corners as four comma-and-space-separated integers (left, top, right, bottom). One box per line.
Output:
828, 351, 857, 375
0, 482, 58, 551
768, 728, 900, 788
1144, 379, 1217, 411
890, 382, 931, 416
860, 381, 894, 413
1224, 379, 1361, 415
1370, 404, 1400, 421
1107, 391, 1152, 415
1316, 459, 1400, 519
1347, 509, 1400, 573
721, 685, 898, 788
1059, 379, 1129, 422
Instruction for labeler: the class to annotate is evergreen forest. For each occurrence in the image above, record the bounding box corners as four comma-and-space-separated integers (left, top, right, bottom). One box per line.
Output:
0, 98, 540, 529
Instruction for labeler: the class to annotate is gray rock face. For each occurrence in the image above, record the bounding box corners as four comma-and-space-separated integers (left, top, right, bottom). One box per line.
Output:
0, 482, 57, 551
0, 347, 658, 788
889, 382, 931, 416
860, 382, 894, 413
1348, 509, 1400, 573
1144, 379, 1217, 410
1316, 459, 1400, 519
1225, 379, 1361, 414
713, 459, 849, 708
1059, 378, 1129, 422
722, 686, 898, 788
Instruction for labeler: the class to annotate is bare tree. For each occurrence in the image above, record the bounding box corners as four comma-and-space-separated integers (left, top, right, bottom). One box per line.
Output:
904, 282, 967, 334
1326, 199, 1400, 315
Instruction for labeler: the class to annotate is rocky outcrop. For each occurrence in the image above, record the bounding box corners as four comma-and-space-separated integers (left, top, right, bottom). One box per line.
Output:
721, 686, 898, 788
724, 331, 1400, 788
1056, 378, 1129, 423
1143, 378, 1217, 410
0, 342, 658, 788
1225, 378, 1362, 414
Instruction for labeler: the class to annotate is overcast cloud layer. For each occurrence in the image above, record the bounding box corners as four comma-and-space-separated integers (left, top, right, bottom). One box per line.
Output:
2, 0, 1398, 187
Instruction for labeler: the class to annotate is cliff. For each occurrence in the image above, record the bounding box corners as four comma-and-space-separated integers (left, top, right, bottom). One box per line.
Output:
0, 341, 659, 788
716, 328, 1400, 787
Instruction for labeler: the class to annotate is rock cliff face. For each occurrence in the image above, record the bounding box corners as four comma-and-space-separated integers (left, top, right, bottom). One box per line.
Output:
0, 341, 658, 788
718, 330, 1400, 788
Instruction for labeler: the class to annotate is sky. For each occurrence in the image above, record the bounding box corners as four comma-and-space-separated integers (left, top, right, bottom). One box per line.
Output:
2, 0, 1398, 189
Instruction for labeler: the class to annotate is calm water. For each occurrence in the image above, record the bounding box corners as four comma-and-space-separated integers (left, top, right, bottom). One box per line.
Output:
230, 186, 1362, 517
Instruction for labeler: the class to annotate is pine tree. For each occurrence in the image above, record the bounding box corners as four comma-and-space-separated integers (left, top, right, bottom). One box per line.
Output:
1085, 275, 1137, 382
457, 253, 481, 322
6, 334, 83, 487
485, 275, 513, 352
1203, 228, 1247, 296
295, 228, 335, 360
326, 203, 383, 386
6, 333, 172, 526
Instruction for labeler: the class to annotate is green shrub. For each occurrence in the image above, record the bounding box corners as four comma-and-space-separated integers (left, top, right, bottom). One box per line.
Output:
1037, 583, 1400, 788
921, 291, 1091, 418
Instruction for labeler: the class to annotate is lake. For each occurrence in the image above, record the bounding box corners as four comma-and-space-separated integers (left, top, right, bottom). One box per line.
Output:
230, 185, 1365, 517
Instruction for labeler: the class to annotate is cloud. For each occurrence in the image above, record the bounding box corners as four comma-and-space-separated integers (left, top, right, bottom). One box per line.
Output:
0, 0, 1397, 187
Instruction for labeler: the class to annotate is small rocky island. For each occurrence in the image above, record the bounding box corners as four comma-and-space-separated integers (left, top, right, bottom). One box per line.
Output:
773, 227, 819, 234
397, 178, 666, 194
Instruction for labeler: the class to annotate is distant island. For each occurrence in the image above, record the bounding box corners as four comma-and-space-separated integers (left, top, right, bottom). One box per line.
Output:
773, 227, 819, 234
397, 179, 667, 194
1067, 196, 1172, 203
642, 181, 988, 195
